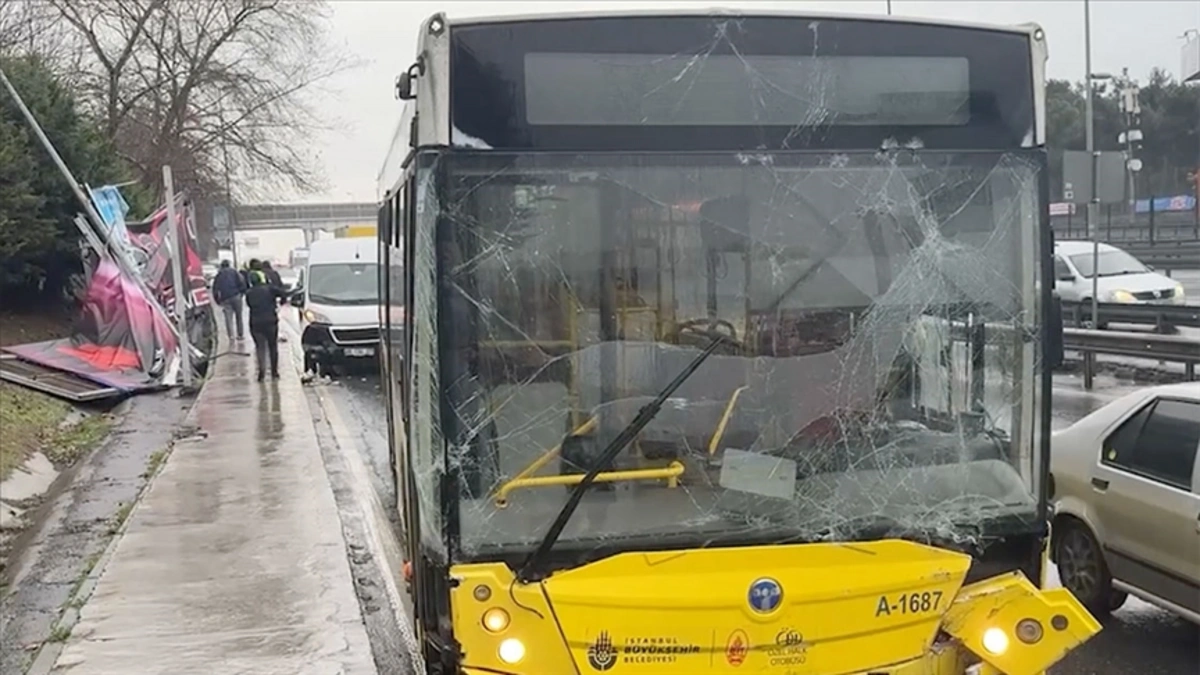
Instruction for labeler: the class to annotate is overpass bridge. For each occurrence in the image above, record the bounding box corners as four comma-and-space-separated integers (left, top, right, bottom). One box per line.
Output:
232, 202, 378, 245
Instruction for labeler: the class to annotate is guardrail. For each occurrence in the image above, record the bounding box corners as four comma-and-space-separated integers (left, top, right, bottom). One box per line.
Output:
1053, 240, 1200, 271
1063, 328, 1200, 389
1060, 301, 1200, 331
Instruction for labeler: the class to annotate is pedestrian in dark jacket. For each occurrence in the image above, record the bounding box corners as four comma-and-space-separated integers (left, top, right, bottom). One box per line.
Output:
244, 271, 288, 381
241, 258, 262, 290
262, 260, 284, 289
211, 260, 246, 340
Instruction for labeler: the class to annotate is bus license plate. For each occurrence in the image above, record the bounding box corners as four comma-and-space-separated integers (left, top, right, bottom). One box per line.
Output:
345, 347, 375, 357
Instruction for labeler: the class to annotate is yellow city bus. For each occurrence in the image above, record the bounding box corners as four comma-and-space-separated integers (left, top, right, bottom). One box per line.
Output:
376, 9, 1099, 675
336, 224, 378, 239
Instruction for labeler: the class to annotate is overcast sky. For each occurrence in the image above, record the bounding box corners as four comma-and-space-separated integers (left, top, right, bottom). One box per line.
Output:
302, 0, 1199, 203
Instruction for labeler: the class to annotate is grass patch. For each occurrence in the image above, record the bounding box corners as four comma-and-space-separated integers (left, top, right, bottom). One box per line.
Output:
0, 382, 70, 482
66, 549, 104, 601
141, 449, 167, 479
48, 624, 72, 643
107, 502, 134, 535
46, 412, 112, 466
0, 309, 109, 480
80, 550, 103, 578
0, 382, 112, 482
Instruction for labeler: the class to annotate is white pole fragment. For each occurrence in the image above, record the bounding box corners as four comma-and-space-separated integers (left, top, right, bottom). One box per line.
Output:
163, 165, 193, 387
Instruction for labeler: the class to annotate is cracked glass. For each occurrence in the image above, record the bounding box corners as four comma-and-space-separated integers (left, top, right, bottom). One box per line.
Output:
420, 149, 1043, 559
399, 13, 1046, 563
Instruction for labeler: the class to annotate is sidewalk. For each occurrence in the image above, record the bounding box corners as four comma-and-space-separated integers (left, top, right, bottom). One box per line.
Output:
48, 327, 377, 674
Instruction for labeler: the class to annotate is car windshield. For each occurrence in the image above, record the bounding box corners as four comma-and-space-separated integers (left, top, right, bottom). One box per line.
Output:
416, 151, 1045, 560
1068, 249, 1148, 278
307, 263, 378, 305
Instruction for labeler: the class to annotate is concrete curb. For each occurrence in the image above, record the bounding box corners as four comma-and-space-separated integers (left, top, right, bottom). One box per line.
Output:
23, 325, 225, 675
281, 320, 423, 672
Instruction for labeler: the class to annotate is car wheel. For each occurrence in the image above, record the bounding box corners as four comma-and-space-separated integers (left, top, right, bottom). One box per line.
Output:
1108, 589, 1129, 612
1055, 518, 1117, 619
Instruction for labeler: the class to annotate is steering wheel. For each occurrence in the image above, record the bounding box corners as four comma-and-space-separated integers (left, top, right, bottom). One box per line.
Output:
675, 318, 740, 349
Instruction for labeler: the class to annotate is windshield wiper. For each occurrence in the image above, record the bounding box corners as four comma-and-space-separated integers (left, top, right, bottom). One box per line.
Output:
515, 235, 851, 583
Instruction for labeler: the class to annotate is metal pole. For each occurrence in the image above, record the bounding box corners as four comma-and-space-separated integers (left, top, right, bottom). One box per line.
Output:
886, 0, 893, 15
0, 64, 185, 347
163, 166, 194, 387
1122, 70, 1136, 228
1084, 0, 1100, 329
1, 67, 120, 252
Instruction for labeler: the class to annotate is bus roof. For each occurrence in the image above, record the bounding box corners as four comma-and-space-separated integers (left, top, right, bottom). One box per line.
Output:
435, 8, 1041, 39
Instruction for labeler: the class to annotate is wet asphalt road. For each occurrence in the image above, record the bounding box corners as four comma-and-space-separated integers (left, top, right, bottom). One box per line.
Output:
318, 368, 1198, 675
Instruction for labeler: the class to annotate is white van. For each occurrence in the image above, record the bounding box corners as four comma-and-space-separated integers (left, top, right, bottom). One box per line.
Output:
1053, 241, 1185, 305
291, 238, 379, 373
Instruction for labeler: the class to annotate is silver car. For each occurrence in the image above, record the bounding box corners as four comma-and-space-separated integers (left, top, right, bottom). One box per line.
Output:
1050, 382, 1200, 623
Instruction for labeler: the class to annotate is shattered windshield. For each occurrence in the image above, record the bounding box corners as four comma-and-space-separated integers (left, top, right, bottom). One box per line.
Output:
425, 150, 1043, 559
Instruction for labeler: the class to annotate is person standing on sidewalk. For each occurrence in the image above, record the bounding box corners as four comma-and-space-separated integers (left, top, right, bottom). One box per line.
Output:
244, 270, 289, 381
260, 261, 290, 343
241, 258, 261, 289
211, 260, 246, 341
261, 260, 284, 289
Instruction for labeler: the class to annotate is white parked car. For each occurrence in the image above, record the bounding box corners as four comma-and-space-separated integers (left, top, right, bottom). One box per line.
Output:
1050, 382, 1200, 623
1053, 240, 1185, 305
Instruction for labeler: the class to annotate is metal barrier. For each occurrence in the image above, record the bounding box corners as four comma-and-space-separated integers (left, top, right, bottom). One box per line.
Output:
1060, 301, 1200, 331
1063, 328, 1200, 389
1124, 242, 1200, 270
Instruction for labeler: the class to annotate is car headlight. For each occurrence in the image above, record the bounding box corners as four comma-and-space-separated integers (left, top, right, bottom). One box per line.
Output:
1173, 283, 1185, 299
1108, 289, 1136, 303
303, 309, 331, 324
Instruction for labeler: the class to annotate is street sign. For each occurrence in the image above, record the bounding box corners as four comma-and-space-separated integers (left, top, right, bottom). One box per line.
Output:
1062, 151, 1126, 205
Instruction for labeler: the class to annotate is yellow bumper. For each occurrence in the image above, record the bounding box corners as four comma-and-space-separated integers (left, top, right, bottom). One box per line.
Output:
450, 540, 1100, 675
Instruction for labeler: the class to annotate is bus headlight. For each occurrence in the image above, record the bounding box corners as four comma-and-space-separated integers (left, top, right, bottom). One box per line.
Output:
498, 638, 526, 664
482, 607, 510, 633
982, 627, 1010, 655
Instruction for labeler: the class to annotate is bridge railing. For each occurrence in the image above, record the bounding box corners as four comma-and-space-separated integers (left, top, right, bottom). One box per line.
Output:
235, 202, 378, 226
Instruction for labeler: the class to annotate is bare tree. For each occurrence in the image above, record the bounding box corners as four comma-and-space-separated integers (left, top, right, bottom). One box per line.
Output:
0, 0, 86, 74
45, 0, 355, 202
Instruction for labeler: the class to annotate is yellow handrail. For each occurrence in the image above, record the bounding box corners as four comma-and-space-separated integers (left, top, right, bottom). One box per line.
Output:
494, 461, 685, 508
707, 386, 749, 456
502, 416, 598, 489
478, 340, 576, 348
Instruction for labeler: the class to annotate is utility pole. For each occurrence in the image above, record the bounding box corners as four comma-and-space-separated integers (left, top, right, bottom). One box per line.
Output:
1117, 69, 1142, 226
218, 105, 240, 270
1084, 0, 1100, 329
